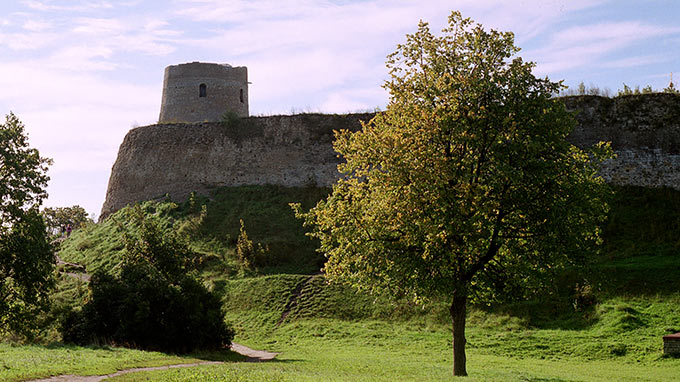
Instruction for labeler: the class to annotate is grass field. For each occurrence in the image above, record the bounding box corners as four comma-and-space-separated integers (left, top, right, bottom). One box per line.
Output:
7, 276, 677, 381
4, 185, 680, 381
105, 348, 679, 382
0, 343, 224, 382
42, 311, 679, 382
6, 313, 678, 382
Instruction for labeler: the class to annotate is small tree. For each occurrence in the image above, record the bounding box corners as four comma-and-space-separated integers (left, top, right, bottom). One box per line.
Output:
236, 219, 269, 272
62, 208, 233, 352
295, 12, 611, 376
0, 112, 53, 337
577, 81, 586, 95
663, 74, 679, 94
618, 83, 633, 96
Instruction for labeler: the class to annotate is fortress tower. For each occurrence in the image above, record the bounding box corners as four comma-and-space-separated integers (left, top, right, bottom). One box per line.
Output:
158, 62, 248, 123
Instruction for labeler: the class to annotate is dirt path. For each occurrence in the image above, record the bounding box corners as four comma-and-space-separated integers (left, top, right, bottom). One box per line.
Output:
55, 255, 91, 282
25, 362, 223, 382
24, 343, 278, 382
230, 343, 279, 362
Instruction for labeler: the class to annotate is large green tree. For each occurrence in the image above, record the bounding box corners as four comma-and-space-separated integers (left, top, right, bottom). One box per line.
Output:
0, 112, 53, 336
296, 12, 611, 376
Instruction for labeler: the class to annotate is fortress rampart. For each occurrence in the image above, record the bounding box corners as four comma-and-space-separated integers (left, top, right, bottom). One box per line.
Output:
101, 93, 680, 218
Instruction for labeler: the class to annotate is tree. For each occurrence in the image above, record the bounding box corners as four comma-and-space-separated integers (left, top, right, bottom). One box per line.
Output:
42, 205, 92, 237
0, 112, 54, 336
577, 81, 586, 95
236, 219, 269, 273
62, 207, 233, 352
294, 12, 611, 376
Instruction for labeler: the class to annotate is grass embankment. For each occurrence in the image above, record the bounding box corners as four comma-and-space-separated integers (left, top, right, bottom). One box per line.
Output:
59, 185, 329, 277
14, 185, 680, 381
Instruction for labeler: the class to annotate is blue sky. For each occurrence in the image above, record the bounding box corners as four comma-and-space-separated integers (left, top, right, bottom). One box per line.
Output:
1, 0, 679, 217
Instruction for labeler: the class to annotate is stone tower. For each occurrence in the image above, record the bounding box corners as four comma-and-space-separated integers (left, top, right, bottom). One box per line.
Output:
158, 62, 248, 123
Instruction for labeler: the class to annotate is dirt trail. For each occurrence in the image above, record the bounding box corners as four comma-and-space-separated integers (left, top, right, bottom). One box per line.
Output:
25, 362, 223, 382
230, 343, 279, 362
55, 255, 91, 282
24, 343, 278, 382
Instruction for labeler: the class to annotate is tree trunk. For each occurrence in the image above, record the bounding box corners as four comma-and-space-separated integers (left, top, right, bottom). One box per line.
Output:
450, 290, 468, 376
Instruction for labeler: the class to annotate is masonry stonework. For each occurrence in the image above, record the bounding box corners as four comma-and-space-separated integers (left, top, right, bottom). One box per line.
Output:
663, 333, 680, 354
158, 62, 248, 123
102, 93, 680, 218
563, 93, 680, 189
101, 113, 368, 217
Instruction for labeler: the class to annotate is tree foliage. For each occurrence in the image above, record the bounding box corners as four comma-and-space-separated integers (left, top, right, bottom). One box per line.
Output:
295, 12, 612, 376
61, 208, 233, 352
0, 112, 53, 337
42, 205, 92, 237
236, 219, 269, 272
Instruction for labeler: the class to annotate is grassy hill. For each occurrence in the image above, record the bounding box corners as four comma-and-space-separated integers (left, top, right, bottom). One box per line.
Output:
59, 185, 330, 276
41, 184, 680, 381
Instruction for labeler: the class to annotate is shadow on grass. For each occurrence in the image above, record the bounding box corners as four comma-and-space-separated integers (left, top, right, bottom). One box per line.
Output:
39, 343, 296, 365
473, 299, 597, 331
589, 253, 680, 297
43, 342, 119, 352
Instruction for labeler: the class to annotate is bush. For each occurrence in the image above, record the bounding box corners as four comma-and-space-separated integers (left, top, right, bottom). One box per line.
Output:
236, 219, 269, 272
61, 209, 234, 352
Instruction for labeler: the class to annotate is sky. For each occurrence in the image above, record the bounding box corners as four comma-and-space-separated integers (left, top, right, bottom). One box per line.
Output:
1, 0, 679, 218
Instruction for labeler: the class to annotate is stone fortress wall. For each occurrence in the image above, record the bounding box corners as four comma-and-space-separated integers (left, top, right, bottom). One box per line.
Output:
563, 93, 680, 189
158, 62, 249, 123
101, 93, 680, 218
101, 113, 368, 217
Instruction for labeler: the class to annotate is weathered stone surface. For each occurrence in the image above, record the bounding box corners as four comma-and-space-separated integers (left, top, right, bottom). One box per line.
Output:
101, 113, 369, 217
159, 62, 249, 123
564, 94, 680, 188
663, 333, 680, 354
101, 94, 680, 218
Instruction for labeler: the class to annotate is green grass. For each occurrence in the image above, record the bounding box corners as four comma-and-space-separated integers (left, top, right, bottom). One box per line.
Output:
9, 184, 679, 380
220, 275, 680, 362
59, 185, 329, 276
106, 351, 679, 382
0, 343, 221, 382
4, 310, 678, 382
103, 315, 680, 381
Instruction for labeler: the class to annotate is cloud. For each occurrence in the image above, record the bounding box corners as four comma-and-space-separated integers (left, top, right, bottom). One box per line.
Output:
46, 45, 119, 71
23, 19, 51, 32
529, 21, 680, 75
320, 87, 387, 114
603, 55, 666, 69
0, 31, 58, 50
0, 59, 160, 213
22, 0, 114, 12
70, 17, 179, 56
168, 0, 612, 115
4, 0, 677, 216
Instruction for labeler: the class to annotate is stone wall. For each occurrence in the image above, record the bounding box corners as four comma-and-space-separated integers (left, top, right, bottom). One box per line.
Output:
563, 94, 680, 188
663, 334, 680, 354
101, 113, 369, 217
159, 62, 249, 123
101, 93, 680, 218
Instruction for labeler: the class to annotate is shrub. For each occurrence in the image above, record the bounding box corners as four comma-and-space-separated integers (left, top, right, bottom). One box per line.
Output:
61, 208, 234, 352
221, 111, 240, 128
236, 219, 269, 272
